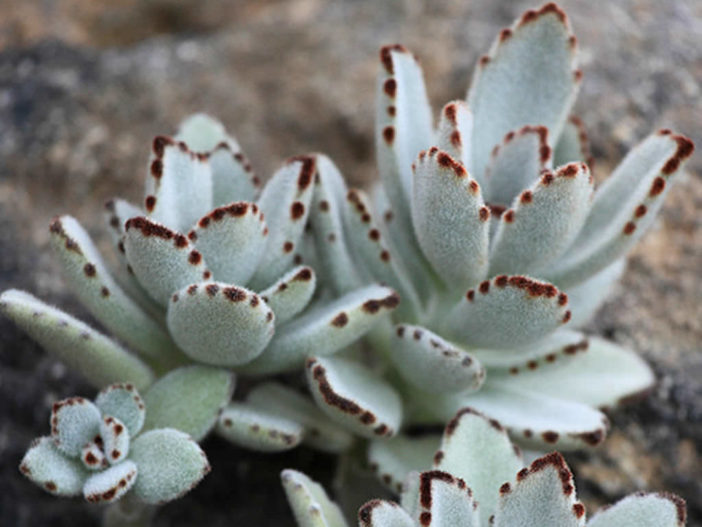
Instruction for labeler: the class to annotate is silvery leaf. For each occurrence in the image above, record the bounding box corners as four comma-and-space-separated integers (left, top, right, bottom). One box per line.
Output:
0, 290, 154, 390
188, 201, 267, 285
489, 162, 593, 276
141, 365, 234, 442
100, 415, 130, 465
129, 429, 210, 505
415, 470, 480, 527
412, 148, 490, 291
166, 282, 274, 367
260, 266, 316, 325
587, 492, 686, 527
19, 437, 89, 497
216, 402, 303, 452
563, 259, 625, 328
80, 441, 106, 471
468, 3, 579, 180
367, 435, 439, 493
446, 275, 570, 349
436, 101, 475, 184
95, 383, 146, 438
553, 115, 593, 168
50, 397, 101, 457
83, 460, 137, 503
358, 500, 415, 527
306, 356, 402, 439
494, 452, 585, 527
281, 469, 349, 527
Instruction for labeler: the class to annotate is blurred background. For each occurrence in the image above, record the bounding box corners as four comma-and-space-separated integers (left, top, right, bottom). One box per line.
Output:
0, 0, 700, 525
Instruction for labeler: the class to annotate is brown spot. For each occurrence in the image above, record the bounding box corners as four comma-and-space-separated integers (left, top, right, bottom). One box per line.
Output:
125, 216, 177, 240
661, 135, 694, 174
331, 312, 349, 327
100, 287, 110, 298
635, 204, 647, 218
449, 130, 462, 148
327, 233, 336, 243
368, 229, 380, 241
319, 200, 330, 212
283, 241, 294, 253
499, 28, 512, 42
559, 163, 579, 178
487, 203, 506, 217
477, 206, 490, 222
150, 159, 163, 179
528, 452, 574, 495
379, 44, 407, 74
384, 210, 394, 223
205, 284, 219, 297
574, 69, 583, 82
383, 78, 397, 98
562, 310, 572, 323
419, 470, 455, 508
657, 492, 687, 524
479, 281, 490, 294
541, 171, 555, 186
466, 290, 475, 301
83, 263, 96, 277
506, 275, 560, 298
396, 325, 405, 338
542, 431, 559, 444
145, 195, 156, 212
649, 176, 666, 196
374, 424, 390, 436
188, 251, 202, 265
223, 287, 246, 302
499, 482, 511, 495
152, 135, 174, 157
504, 210, 515, 223
380, 250, 391, 262
290, 201, 305, 220
174, 234, 188, 248
360, 412, 376, 425
266, 311, 273, 322
622, 222, 636, 235
433, 450, 444, 465
44, 481, 57, 492
479, 55, 490, 66
468, 180, 479, 194
519, 191, 533, 204
250, 295, 260, 307
578, 428, 605, 446
387, 105, 396, 116
413, 329, 423, 340
382, 126, 395, 144
286, 155, 316, 190
573, 503, 586, 518
558, 293, 568, 306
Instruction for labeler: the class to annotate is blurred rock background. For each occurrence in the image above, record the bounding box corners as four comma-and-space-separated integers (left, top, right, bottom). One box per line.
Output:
0, 0, 700, 525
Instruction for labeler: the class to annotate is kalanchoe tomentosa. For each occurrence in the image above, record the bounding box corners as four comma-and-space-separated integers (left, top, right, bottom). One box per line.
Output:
282, 408, 687, 527
20, 383, 209, 505
300, 2, 695, 455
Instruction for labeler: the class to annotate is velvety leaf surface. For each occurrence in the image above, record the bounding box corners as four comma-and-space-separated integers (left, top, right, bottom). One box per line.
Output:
416, 471, 480, 527
19, 437, 89, 497
563, 259, 625, 328
82, 460, 137, 504
358, 500, 415, 527
367, 435, 439, 493
436, 101, 474, 183
50, 396, 102, 457
217, 402, 304, 452
95, 383, 146, 438
259, 266, 316, 325
587, 492, 687, 527
553, 115, 592, 168
100, 415, 130, 465
281, 469, 349, 527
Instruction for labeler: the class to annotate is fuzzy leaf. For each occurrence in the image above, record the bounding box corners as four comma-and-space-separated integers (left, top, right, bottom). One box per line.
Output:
248, 156, 315, 289
416, 471, 480, 527
242, 285, 399, 375
141, 365, 234, 442
0, 290, 154, 390
489, 162, 593, 275
50, 397, 102, 457
281, 469, 349, 527
129, 429, 210, 505
435, 408, 523, 524
564, 259, 625, 328
95, 383, 146, 438
19, 437, 89, 496
49, 216, 177, 366
80, 441, 106, 471
306, 356, 402, 439
436, 101, 474, 183
587, 492, 686, 527
83, 460, 137, 504
446, 275, 571, 349
144, 136, 212, 233
100, 415, 130, 465
548, 131, 694, 288
358, 500, 415, 527
391, 324, 485, 394
412, 148, 490, 290
123, 217, 209, 306
259, 266, 317, 325
368, 435, 439, 493
176, 113, 238, 153
494, 452, 585, 527
188, 201, 267, 285
554, 116, 592, 167
166, 282, 274, 366
485, 125, 553, 206
309, 154, 362, 294
491, 337, 654, 409
468, 3, 579, 180
246, 382, 353, 453
216, 402, 303, 452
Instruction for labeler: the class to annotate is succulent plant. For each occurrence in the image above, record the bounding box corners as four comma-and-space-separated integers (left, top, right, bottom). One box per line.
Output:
19, 383, 209, 506
282, 408, 687, 527
299, 2, 694, 454
0, 114, 398, 454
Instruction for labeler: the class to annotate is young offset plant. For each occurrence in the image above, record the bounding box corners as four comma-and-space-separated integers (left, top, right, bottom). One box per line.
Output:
297, 2, 694, 462
282, 408, 688, 527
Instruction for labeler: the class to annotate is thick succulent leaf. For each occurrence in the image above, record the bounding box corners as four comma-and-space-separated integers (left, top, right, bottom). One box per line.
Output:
188, 202, 267, 285
242, 285, 399, 375
391, 324, 485, 394
435, 408, 523, 524
246, 382, 353, 453
416, 470, 480, 527
50, 397, 102, 457
259, 266, 316, 325
123, 217, 209, 306
248, 156, 315, 289
436, 101, 475, 183
468, 3, 579, 180
95, 383, 146, 438
49, 216, 177, 366
141, 365, 234, 442
548, 131, 694, 288
19, 437, 89, 496
0, 290, 154, 390
358, 500, 415, 527
485, 125, 553, 206
471, 329, 587, 369
281, 469, 348, 527
564, 259, 625, 328
144, 136, 212, 233
309, 154, 362, 294
216, 402, 303, 452
83, 460, 137, 504
587, 492, 686, 527
129, 429, 210, 505
176, 114, 260, 204
101, 415, 130, 465
492, 337, 654, 409
554, 115, 593, 167
412, 148, 490, 290
446, 275, 571, 349
494, 452, 585, 527
306, 356, 402, 439
400, 472, 422, 520
368, 435, 439, 493
344, 189, 421, 319
166, 282, 274, 367
489, 162, 593, 275
80, 441, 106, 470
